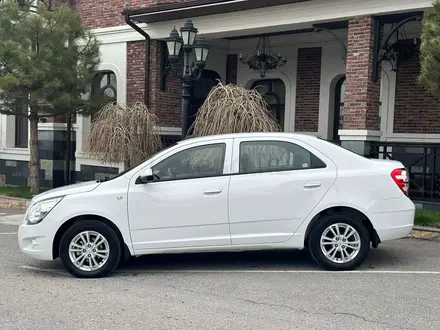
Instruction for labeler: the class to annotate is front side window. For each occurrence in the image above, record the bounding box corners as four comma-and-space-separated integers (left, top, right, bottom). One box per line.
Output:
239, 140, 326, 174
152, 143, 226, 181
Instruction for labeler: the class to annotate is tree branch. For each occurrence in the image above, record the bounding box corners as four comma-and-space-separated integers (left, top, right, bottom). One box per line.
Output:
78, 34, 93, 57
0, 61, 21, 80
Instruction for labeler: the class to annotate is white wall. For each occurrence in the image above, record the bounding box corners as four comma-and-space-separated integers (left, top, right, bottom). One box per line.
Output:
75, 42, 128, 172
205, 43, 228, 82
228, 30, 348, 137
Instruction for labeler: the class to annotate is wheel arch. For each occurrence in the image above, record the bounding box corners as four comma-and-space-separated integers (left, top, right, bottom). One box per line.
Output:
304, 206, 381, 249
52, 214, 131, 260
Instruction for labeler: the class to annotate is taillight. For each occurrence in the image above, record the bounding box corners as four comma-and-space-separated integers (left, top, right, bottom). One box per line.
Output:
391, 168, 409, 196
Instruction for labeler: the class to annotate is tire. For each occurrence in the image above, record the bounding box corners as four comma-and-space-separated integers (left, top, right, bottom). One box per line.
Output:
59, 220, 122, 278
308, 213, 370, 271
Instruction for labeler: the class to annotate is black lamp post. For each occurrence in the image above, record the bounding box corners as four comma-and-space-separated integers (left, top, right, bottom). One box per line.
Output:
165, 19, 211, 139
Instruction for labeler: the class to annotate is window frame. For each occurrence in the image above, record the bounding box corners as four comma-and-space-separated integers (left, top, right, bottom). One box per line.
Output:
145, 140, 232, 183
233, 138, 328, 176
91, 71, 117, 119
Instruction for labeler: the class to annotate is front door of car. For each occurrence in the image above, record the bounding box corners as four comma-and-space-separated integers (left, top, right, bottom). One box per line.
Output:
228, 137, 337, 245
127, 139, 233, 252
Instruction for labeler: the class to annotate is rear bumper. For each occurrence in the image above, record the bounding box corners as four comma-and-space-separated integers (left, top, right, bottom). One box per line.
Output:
367, 195, 415, 242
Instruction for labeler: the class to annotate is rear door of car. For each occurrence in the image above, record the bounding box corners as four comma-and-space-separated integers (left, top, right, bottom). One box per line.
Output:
228, 136, 337, 245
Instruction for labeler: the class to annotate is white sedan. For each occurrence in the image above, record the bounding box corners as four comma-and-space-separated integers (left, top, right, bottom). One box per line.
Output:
18, 132, 415, 278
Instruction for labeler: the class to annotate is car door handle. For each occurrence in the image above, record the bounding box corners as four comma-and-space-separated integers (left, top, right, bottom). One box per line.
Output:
204, 188, 222, 195
304, 181, 322, 188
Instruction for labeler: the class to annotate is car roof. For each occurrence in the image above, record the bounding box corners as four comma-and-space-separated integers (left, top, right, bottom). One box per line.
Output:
177, 132, 319, 146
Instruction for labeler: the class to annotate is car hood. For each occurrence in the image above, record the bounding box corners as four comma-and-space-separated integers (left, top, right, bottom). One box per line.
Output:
31, 181, 101, 204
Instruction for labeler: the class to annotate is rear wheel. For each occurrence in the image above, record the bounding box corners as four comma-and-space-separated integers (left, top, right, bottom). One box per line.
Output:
59, 220, 122, 278
308, 213, 370, 271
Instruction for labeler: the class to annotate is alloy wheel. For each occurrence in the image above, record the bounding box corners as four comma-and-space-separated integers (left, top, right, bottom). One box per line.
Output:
320, 223, 361, 264
68, 230, 110, 272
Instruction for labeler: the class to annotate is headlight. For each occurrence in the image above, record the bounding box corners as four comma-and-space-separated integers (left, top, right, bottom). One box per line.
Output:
26, 197, 63, 225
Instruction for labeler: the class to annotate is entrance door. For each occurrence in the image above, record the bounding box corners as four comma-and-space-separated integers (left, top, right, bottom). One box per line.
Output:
251, 79, 286, 131
189, 70, 222, 133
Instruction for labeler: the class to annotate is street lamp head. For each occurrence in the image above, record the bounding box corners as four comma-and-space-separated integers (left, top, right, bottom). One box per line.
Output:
180, 18, 198, 48
165, 27, 183, 62
193, 36, 210, 69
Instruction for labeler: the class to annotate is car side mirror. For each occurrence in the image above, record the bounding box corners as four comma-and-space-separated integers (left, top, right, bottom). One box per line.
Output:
138, 168, 155, 184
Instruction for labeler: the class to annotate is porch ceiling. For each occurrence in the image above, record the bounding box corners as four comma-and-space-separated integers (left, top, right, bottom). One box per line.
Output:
123, 0, 311, 24
225, 21, 348, 40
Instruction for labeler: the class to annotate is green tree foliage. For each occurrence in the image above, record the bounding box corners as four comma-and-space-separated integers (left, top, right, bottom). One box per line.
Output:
0, 0, 101, 194
420, 0, 440, 95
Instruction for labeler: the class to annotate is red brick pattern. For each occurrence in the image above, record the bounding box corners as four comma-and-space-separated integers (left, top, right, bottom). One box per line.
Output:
74, 0, 202, 29
74, 0, 144, 29
226, 54, 238, 84
126, 40, 182, 127
127, 41, 147, 105
148, 40, 182, 127
295, 47, 322, 132
394, 41, 440, 134
343, 15, 380, 131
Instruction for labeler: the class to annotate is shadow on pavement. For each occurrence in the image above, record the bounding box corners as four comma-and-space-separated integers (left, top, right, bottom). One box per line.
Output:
121, 249, 316, 272
22, 242, 411, 278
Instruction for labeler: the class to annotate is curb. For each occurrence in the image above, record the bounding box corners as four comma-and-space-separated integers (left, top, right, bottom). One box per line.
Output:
409, 226, 440, 242
0, 196, 30, 210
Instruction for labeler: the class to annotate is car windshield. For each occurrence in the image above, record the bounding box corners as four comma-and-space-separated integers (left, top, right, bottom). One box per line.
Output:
96, 142, 179, 182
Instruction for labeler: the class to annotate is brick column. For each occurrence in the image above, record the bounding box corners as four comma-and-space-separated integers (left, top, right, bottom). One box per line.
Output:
340, 15, 381, 155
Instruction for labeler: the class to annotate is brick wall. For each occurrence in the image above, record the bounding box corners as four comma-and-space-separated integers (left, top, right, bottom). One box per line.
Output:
394, 41, 440, 134
127, 41, 147, 104
294, 47, 322, 132
74, 0, 206, 29
149, 40, 182, 127
226, 54, 238, 84
343, 15, 380, 131
126, 40, 182, 127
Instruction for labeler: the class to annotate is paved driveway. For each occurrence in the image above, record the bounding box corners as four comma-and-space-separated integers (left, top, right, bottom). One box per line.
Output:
1, 215, 440, 330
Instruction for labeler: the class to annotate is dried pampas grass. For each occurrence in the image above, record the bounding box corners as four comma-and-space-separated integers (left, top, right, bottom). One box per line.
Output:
84, 102, 163, 168
190, 82, 281, 137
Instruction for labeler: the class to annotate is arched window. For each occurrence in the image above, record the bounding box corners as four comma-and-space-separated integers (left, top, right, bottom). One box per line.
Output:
90, 71, 117, 119
92, 71, 117, 104
333, 76, 345, 141
251, 79, 286, 131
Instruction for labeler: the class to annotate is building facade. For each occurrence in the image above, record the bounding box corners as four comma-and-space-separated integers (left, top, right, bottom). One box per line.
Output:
0, 0, 439, 202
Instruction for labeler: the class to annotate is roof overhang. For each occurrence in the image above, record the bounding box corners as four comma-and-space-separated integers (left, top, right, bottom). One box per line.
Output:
123, 0, 311, 24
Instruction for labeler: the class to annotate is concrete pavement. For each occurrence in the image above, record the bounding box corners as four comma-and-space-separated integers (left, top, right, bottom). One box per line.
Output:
0, 209, 23, 226
1, 216, 440, 330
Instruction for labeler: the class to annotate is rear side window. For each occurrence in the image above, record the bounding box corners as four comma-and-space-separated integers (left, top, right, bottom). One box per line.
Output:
239, 140, 326, 174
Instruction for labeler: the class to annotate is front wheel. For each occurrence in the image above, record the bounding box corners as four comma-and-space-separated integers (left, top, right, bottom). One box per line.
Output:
59, 220, 122, 278
308, 213, 370, 271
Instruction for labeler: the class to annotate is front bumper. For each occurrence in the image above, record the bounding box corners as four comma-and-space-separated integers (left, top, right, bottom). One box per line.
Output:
18, 222, 55, 261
